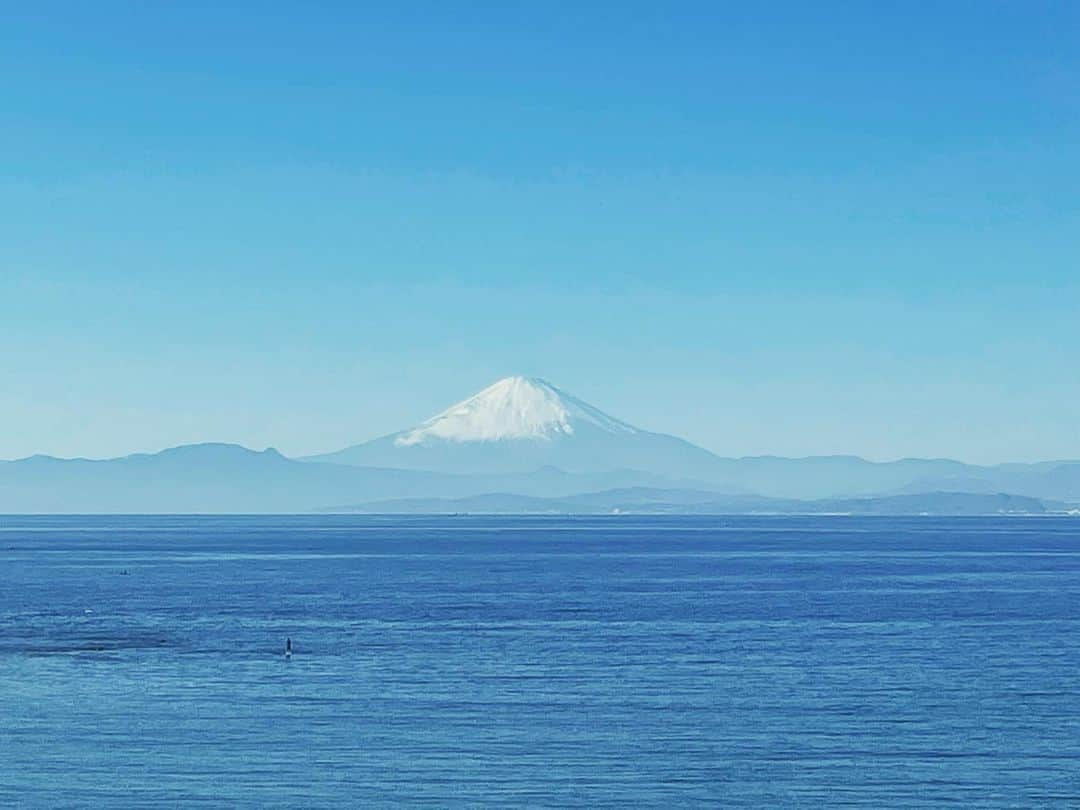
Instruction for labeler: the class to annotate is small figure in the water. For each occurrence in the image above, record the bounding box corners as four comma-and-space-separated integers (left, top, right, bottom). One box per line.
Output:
285, 637, 292, 659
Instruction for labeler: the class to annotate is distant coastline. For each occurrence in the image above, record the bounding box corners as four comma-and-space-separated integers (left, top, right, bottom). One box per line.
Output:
323, 490, 1072, 517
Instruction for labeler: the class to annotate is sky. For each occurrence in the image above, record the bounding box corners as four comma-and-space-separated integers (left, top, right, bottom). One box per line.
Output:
2, 2, 1078, 464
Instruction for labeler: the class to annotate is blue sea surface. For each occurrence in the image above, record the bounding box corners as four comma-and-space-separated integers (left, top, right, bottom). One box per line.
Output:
2, 515, 1079, 807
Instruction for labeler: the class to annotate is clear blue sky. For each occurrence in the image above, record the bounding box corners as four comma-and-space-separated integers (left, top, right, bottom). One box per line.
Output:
2, 2, 1077, 463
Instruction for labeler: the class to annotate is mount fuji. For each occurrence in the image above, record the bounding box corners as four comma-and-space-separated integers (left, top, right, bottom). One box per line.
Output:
308, 376, 729, 479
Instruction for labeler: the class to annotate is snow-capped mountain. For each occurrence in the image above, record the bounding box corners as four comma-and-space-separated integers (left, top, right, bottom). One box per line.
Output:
395, 376, 639, 446
309, 376, 728, 477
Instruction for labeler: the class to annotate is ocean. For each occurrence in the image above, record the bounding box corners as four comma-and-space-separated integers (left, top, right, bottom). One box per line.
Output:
2, 515, 1079, 807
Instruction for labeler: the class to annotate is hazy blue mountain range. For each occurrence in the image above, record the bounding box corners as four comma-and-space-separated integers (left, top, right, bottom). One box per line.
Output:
0, 444, 454, 513
1, 441, 1076, 514
2, 377, 1079, 513
0, 443, 734, 513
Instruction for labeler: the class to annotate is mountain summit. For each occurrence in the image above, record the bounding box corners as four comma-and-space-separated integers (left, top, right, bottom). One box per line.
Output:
309, 376, 725, 477
395, 376, 639, 446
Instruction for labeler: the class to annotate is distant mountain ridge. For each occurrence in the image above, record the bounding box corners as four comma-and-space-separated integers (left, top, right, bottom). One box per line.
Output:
2, 441, 1078, 513
2, 376, 1080, 513
0, 442, 733, 513
0, 443, 456, 513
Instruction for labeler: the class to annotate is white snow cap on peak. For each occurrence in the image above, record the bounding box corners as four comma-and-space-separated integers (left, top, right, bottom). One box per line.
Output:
395, 376, 640, 446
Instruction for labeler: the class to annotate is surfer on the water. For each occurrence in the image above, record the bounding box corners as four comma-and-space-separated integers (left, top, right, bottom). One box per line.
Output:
285, 637, 292, 658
